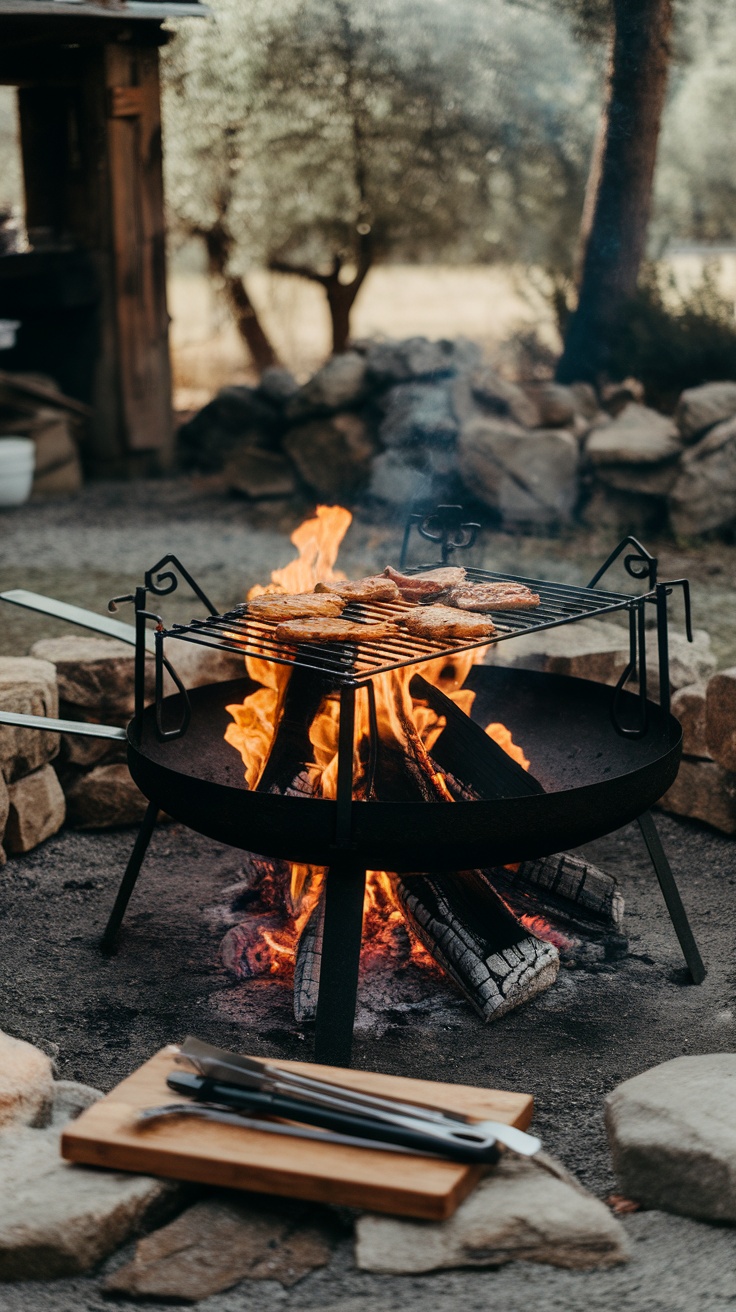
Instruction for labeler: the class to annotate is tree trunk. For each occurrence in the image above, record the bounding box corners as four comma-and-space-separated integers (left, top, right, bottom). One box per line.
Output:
325, 275, 359, 355
556, 0, 673, 384
200, 224, 279, 373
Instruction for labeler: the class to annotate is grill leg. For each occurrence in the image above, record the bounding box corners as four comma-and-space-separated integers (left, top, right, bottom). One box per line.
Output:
638, 810, 706, 983
314, 857, 366, 1067
100, 802, 159, 953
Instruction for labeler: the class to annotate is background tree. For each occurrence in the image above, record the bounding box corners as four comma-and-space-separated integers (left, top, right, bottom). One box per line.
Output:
163, 0, 597, 366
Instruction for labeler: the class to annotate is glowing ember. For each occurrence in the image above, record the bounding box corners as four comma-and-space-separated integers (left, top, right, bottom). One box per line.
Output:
224, 503, 532, 975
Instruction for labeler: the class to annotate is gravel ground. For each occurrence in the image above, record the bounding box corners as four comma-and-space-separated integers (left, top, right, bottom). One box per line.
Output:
1, 480, 736, 1311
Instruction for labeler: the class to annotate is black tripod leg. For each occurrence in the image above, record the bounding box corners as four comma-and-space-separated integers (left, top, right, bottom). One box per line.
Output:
638, 810, 706, 983
100, 802, 159, 953
313, 857, 366, 1067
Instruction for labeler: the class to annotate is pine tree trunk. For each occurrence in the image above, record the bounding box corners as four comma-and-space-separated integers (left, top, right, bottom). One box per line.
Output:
201, 225, 279, 373
556, 0, 673, 384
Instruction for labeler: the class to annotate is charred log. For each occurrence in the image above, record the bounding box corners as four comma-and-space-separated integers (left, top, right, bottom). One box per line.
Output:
220, 912, 293, 979
484, 853, 625, 935
395, 872, 559, 1021
293, 889, 325, 1024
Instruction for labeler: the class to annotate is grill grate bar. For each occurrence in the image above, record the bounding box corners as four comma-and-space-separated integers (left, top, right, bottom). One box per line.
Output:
161, 565, 643, 685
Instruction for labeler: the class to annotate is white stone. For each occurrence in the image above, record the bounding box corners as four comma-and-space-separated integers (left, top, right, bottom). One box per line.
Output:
669, 415, 736, 536
586, 403, 682, 466
355, 1152, 629, 1273
605, 1054, 736, 1223
676, 381, 736, 441
0, 1122, 181, 1278
458, 416, 578, 525
0, 1029, 55, 1130
286, 351, 367, 418
4, 764, 66, 854
0, 656, 59, 782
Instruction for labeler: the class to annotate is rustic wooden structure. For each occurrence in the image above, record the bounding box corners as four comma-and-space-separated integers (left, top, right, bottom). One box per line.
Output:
0, 1, 206, 475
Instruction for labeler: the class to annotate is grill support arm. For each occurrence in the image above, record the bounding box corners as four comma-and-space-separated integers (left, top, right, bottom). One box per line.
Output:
638, 810, 705, 984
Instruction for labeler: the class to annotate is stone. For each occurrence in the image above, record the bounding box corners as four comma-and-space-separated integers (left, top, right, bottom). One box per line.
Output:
0, 1029, 55, 1130
163, 642, 246, 693
58, 715, 127, 769
379, 380, 458, 449
50, 1079, 103, 1126
32, 459, 83, 499
570, 381, 600, 420
224, 447, 298, 500
284, 412, 376, 499
658, 758, 736, 833
286, 351, 367, 419
0, 656, 59, 782
177, 386, 282, 471
30, 411, 79, 475
605, 1053, 736, 1223
488, 617, 630, 685
705, 667, 736, 770
63, 763, 148, 829
355, 1152, 628, 1273
0, 1122, 183, 1279
104, 1194, 335, 1299
600, 377, 645, 415
669, 415, 736, 536
580, 486, 667, 535
256, 365, 299, 406
455, 367, 540, 428
527, 381, 578, 428
4, 764, 66, 854
363, 336, 477, 387
30, 635, 145, 717
365, 448, 432, 508
645, 627, 716, 694
593, 459, 681, 497
672, 683, 710, 759
586, 403, 682, 467
675, 381, 736, 441
457, 416, 578, 525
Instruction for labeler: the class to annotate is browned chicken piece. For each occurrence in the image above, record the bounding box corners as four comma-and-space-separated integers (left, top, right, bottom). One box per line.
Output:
444, 582, 541, 612
403, 605, 496, 641
382, 565, 466, 600
314, 576, 401, 603
275, 617, 400, 643
247, 592, 345, 621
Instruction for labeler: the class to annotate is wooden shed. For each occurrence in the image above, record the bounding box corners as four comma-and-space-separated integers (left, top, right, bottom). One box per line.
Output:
0, 0, 207, 476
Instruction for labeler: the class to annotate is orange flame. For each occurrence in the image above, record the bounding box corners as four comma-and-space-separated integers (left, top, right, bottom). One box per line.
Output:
224, 504, 530, 972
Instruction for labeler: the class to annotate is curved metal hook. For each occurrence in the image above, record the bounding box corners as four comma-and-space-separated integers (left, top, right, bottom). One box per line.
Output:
611, 604, 649, 739
154, 631, 191, 742
587, 536, 658, 592
144, 555, 218, 616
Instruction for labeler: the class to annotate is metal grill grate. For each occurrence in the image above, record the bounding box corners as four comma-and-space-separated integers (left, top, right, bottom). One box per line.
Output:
161, 566, 642, 685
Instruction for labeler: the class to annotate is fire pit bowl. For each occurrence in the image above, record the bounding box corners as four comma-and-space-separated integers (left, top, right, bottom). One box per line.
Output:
128, 667, 682, 872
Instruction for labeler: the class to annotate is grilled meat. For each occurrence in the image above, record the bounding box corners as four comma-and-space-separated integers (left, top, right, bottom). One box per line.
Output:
314, 576, 401, 603
382, 566, 466, 601
275, 617, 400, 643
403, 605, 496, 640
247, 592, 345, 621
444, 582, 541, 612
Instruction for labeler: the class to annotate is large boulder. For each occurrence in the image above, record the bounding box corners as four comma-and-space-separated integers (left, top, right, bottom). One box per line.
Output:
658, 758, 736, 833
4, 764, 66, 854
30, 636, 143, 718
0, 656, 59, 783
586, 403, 682, 469
605, 1054, 736, 1222
355, 1152, 628, 1273
64, 763, 148, 830
526, 381, 578, 429
668, 414, 736, 536
379, 380, 458, 450
286, 351, 367, 419
365, 449, 432, 508
675, 381, 736, 442
224, 448, 297, 500
672, 683, 709, 759
580, 486, 668, 535
705, 667, 736, 770
0, 1029, 55, 1131
284, 413, 376, 499
457, 416, 578, 525
255, 366, 299, 407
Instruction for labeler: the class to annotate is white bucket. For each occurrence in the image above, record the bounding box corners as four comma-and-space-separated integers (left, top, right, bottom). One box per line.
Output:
0, 437, 35, 507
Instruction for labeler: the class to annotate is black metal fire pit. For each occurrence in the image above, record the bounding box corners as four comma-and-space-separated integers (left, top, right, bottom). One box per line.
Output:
0, 523, 706, 1067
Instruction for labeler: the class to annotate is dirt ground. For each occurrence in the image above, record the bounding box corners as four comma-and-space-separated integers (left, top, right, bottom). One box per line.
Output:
1, 480, 736, 1311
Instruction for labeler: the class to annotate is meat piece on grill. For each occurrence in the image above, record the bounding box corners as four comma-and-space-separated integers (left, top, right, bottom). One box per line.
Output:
403, 605, 496, 641
247, 592, 345, 621
274, 616, 400, 643
314, 576, 401, 603
444, 581, 541, 612
382, 565, 466, 601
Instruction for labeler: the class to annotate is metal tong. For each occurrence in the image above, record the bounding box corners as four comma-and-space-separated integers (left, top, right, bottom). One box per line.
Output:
139, 1037, 541, 1164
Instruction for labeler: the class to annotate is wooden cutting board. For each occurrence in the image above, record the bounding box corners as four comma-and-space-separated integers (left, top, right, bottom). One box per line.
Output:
61, 1047, 533, 1220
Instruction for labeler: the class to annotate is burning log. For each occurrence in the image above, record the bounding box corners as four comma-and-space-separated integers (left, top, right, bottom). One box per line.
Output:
484, 853, 625, 936
293, 892, 324, 1024
395, 871, 559, 1021
220, 912, 294, 979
